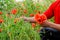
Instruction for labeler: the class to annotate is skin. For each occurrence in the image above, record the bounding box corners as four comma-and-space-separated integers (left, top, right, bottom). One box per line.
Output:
41, 20, 60, 31
20, 0, 60, 31
21, 16, 60, 31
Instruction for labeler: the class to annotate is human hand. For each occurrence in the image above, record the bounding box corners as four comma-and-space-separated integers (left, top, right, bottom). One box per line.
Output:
34, 13, 47, 24
20, 15, 25, 19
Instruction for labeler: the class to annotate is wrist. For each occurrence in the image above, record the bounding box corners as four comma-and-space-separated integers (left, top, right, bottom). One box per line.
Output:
42, 20, 51, 27
40, 20, 47, 26
23, 17, 28, 21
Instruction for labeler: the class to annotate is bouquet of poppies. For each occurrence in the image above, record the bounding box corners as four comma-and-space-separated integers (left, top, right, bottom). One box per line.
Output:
34, 13, 47, 24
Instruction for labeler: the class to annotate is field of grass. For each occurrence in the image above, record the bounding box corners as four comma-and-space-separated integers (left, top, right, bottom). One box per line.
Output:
0, 0, 55, 40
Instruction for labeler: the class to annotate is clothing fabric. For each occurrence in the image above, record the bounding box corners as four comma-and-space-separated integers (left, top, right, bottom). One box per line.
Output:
40, 0, 60, 40
40, 27, 60, 40
44, 0, 60, 24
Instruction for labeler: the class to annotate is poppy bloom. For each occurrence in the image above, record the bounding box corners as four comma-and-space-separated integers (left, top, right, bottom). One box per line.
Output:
32, 23, 36, 28
0, 11, 2, 15
34, 13, 42, 24
0, 28, 2, 33
0, 19, 4, 23
34, 13, 47, 24
30, 14, 34, 17
11, 9, 17, 15
23, 9, 27, 13
41, 14, 47, 21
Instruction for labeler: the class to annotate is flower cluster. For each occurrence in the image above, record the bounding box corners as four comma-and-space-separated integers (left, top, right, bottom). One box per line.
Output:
34, 13, 47, 24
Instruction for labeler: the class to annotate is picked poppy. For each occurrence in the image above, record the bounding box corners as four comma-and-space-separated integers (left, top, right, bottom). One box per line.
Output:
0, 19, 4, 23
34, 13, 47, 24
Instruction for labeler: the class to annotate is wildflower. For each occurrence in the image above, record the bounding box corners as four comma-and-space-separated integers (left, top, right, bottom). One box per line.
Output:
34, 13, 47, 24
30, 14, 34, 17
0, 19, 4, 23
0, 28, 2, 33
32, 23, 36, 28
23, 9, 27, 13
0, 11, 2, 15
11, 9, 17, 15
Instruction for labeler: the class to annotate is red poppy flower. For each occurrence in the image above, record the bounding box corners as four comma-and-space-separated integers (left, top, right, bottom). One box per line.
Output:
30, 14, 34, 17
34, 13, 47, 24
11, 9, 17, 15
0, 19, 4, 23
40, 14, 47, 21
0, 11, 2, 15
0, 28, 2, 33
32, 23, 36, 28
23, 9, 27, 13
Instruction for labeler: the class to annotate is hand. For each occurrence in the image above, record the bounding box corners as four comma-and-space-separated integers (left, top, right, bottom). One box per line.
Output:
34, 13, 47, 24
20, 15, 28, 21
20, 15, 25, 19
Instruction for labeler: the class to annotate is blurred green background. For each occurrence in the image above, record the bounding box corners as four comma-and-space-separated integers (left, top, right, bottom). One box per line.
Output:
0, 0, 55, 40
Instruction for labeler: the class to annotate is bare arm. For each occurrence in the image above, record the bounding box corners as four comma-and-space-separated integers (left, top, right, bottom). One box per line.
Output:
41, 20, 60, 31
21, 17, 60, 31
22, 17, 36, 23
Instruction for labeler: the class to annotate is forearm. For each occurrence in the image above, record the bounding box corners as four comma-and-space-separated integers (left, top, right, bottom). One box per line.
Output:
42, 20, 60, 31
23, 17, 36, 23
